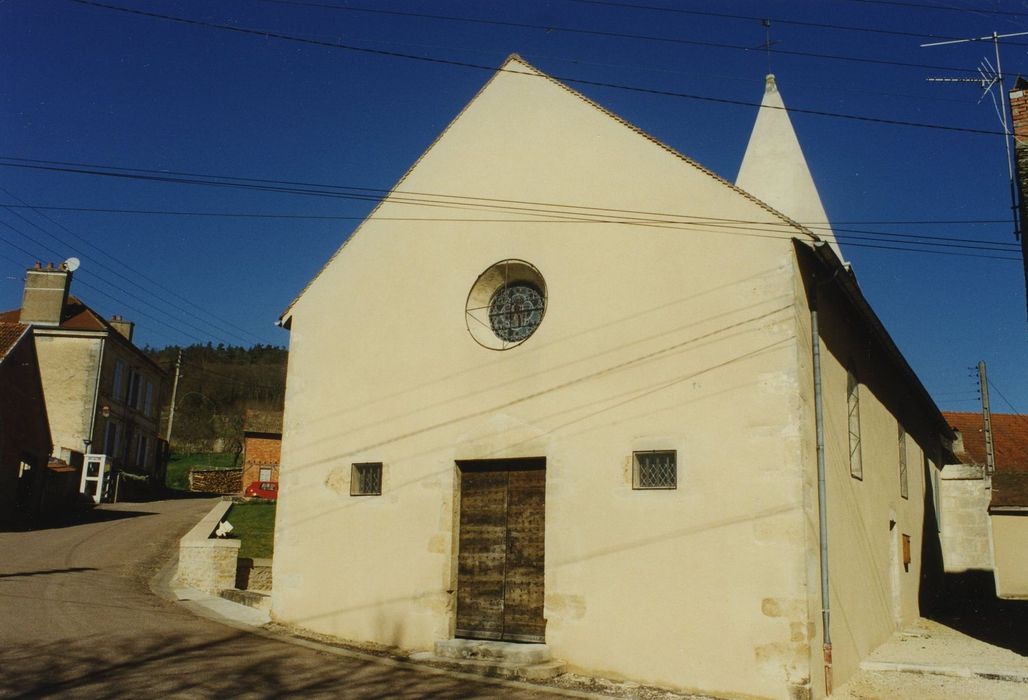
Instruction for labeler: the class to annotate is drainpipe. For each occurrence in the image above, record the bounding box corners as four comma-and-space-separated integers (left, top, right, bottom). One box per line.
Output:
810, 254, 833, 696
86, 336, 106, 455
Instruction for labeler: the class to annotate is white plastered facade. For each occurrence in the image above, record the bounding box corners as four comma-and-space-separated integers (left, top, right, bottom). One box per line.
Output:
272, 57, 944, 699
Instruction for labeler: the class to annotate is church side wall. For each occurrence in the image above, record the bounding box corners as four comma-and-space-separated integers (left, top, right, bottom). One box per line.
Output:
794, 249, 942, 695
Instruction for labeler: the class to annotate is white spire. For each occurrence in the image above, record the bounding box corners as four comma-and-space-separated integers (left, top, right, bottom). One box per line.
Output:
736, 75, 845, 261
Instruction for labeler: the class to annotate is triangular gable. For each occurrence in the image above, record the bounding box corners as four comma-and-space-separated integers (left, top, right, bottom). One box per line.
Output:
280, 55, 823, 324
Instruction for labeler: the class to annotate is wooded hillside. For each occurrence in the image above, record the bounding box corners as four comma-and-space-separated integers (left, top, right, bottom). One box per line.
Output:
147, 343, 287, 454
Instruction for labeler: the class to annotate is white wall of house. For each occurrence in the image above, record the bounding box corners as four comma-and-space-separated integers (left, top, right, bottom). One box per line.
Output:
939, 464, 993, 573
992, 514, 1028, 598
33, 331, 103, 455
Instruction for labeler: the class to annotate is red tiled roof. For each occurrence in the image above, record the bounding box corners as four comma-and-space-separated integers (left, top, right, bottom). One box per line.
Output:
991, 471, 1028, 510
944, 411, 1028, 472
1, 297, 164, 374
0, 321, 29, 360
1, 296, 110, 332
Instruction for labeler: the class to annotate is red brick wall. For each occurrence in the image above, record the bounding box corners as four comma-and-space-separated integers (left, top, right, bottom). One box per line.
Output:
241, 434, 281, 490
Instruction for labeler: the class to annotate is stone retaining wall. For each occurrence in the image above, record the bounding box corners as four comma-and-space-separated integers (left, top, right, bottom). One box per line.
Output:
236, 557, 274, 592
174, 499, 240, 595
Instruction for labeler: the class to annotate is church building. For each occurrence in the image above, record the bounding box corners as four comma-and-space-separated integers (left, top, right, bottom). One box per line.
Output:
271, 56, 952, 699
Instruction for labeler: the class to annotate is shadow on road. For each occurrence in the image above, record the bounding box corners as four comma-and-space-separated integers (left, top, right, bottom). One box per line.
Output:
926, 570, 1028, 658
0, 630, 541, 699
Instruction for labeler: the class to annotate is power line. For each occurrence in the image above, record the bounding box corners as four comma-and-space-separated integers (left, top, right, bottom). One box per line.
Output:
0, 157, 1020, 259
987, 378, 1028, 418
66, 0, 1007, 136
2, 203, 1014, 227
845, 0, 1028, 20
1, 188, 266, 345
2, 202, 1019, 250
252, 0, 989, 72
0, 199, 261, 345
1, 191, 265, 347
0, 217, 231, 345
564, 0, 1028, 45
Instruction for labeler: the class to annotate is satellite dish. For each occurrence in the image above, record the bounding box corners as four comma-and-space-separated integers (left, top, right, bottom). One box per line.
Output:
64, 257, 81, 272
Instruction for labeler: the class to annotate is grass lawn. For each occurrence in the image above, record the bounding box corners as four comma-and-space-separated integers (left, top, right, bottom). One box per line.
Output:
227, 502, 276, 559
165, 452, 238, 490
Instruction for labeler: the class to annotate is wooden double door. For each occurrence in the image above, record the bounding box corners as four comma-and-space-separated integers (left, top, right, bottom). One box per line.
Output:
455, 458, 546, 643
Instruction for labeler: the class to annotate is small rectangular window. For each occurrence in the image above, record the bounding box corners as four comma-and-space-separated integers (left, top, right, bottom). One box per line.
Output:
847, 370, 863, 480
633, 450, 677, 489
898, 425, 909, 499
144, 381, 154, 417
351, 462, 383, 496
902, 534, 911, 571
259, 467, 272, 481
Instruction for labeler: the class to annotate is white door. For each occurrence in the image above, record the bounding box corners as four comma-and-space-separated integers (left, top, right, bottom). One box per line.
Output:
80, 454, 110, 504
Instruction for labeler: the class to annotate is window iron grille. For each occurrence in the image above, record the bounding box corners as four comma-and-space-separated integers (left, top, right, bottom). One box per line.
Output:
351, 462, 383, 496
633, 450, 677, 489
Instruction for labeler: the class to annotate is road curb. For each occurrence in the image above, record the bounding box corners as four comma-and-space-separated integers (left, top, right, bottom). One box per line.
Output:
860, 660, 1028, 684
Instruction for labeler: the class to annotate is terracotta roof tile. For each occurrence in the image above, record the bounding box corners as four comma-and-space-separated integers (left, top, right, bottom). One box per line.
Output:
944, 411, 1028, 471
0, 321, 29, 360
991, 471, 1028, 509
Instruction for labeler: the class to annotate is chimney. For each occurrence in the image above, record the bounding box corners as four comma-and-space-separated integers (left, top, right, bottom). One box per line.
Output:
19, 261, 72, 326
109, 314, 135, 342
1008, 77, 1028, 323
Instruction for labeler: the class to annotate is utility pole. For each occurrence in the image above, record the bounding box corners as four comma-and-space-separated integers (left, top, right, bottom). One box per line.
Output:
978, 360, 996, 475
165, 349, 182, 443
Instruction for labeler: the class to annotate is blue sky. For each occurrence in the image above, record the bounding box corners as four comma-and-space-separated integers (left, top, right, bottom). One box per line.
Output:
1, 0, 1026, 415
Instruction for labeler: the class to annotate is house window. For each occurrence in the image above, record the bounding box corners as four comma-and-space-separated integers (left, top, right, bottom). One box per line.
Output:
902, 534, 911, 571
351, 462, 383, 496
898, 425, 909, 499
112, 360, 125, 401
259, 467, 273, 481
847, 370, 863, 479
128, 370, 141, 410
136, 435, 149, 469
633, 450, 677, 489
144, 381, 154, 417
103, 420, 121, 456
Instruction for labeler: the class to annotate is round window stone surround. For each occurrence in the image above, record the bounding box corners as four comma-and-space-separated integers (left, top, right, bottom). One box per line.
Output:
465, 260, 547, 350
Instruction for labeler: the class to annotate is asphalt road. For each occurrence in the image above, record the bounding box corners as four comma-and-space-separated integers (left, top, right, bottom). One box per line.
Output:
0, 497, 567, 699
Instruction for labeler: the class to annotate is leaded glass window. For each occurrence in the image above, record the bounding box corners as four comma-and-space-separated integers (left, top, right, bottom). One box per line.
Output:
898, 425, 909, 499
351, 462, 383, 496
489, 283, 545, 343
633, 451, 677, 489
847, 370, 863, 479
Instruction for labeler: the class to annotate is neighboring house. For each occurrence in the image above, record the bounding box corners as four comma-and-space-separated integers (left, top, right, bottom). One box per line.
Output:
0, 321, 52, 525
1008, 78, 1028, 322
0, 262, 167, 501
271, 57, 954, 699
943, 411, 1028, 599
241, 409, 283, 490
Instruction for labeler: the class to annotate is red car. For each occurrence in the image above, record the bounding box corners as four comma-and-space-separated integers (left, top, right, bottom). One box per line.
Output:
245, 481, 278, 500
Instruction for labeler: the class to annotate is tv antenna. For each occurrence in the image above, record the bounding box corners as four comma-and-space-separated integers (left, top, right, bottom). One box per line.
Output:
756, 19, 777, 75
922, 31, 1028, 242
